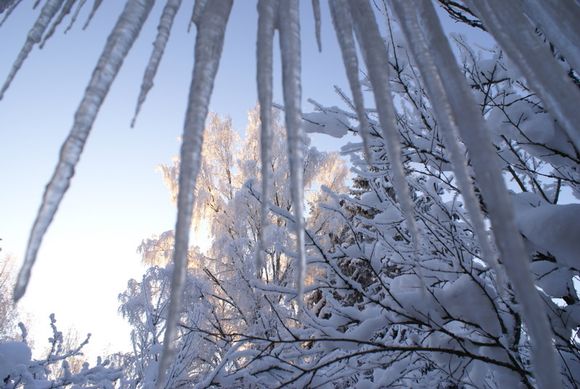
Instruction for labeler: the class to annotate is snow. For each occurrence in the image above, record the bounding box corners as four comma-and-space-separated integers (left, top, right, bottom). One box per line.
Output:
348, 0, 420, 257
0, 341, 31, 381
514, 195, 580, 269
465, 0, 580, 152
393, 2, 561, 388
2, 2, 578, 387
14, 0, 155, 302
388, 0, 500, 279
302, 108, 350, 138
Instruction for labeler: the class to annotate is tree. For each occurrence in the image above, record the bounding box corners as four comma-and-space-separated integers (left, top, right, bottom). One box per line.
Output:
0, 314, 123, 388
118, 107, 348, 387
2, 1, 578, 387
0, 249, 19, 341
120, 5, 579, 387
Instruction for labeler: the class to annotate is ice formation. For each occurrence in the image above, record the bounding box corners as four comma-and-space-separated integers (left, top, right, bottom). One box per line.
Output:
156, 1, 233, 386
12, 0, 155, 301
2, 1, 577, 387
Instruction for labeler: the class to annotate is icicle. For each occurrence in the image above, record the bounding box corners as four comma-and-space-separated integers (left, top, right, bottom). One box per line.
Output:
40, 0, 76, 48
156, 1, 232, 386
82, 0, 102, 30
393, 1, 561, 388
348, 1, 419, 251
131, 0, 183, 127
0, 0, 23, 28
64, 0, 88, 33
0, 0, 19, 15
311, 0, 321, 52
0, 0, 65, 101
328, 0, 372, 162
255, 0, 278, 275
188, 0, 208, 33
13, 0, 154, 302
464, 0, 580, 151
388, 1, 499, 280
278, 0, 306, 306
521, 0, 580, 72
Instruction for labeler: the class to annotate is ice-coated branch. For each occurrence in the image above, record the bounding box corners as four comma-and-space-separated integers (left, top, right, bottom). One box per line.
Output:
13, 0, 154, 302
348, 0, 419, 252
0, 0, 65, 100
392, 1, 561, 388
464, 0, 580, 151
388, 0, 499, 278
131, 0, 183, 127
255, 0, 278, 275
278, 0, 306, 306
328, 0, 371, 162
157, 1, 233, 386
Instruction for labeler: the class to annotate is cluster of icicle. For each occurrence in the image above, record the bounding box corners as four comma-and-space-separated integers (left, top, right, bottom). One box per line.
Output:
2, 0, 578, 387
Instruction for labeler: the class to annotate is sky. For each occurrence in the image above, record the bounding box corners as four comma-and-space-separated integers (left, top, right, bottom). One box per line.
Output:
0, 1, 494, 361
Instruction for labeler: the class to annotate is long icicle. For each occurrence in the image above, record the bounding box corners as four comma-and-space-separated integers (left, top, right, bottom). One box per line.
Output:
388, 1, 500, 280
156, 1, 233, 386
64, 0, 88, 33
278, 0, 306, 307
0, 0, 65, 100
13, 0, 154, 302
521, 0, 580, 72
131, 0, 183, 127
188, 0, 208, 32
0, 0, 20, 15
255, 0, 278, 276
311, 0, 321, 52
40, 0, 76, 48
82, 0, 102, 30
0, 0, 23, 28
329, 0, 371, 162
464, 0, 580, 151
348, 0, 419, 254
402, 1, 561, 388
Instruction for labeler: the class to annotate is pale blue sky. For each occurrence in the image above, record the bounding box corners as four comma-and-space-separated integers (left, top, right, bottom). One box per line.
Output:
0, 1, 491, 359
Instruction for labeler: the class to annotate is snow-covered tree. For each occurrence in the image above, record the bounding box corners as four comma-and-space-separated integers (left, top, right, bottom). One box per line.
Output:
0, 315, 123, 388
2, 1, 578, 387
0, 251, 19, 341
118, 107, 348, 386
